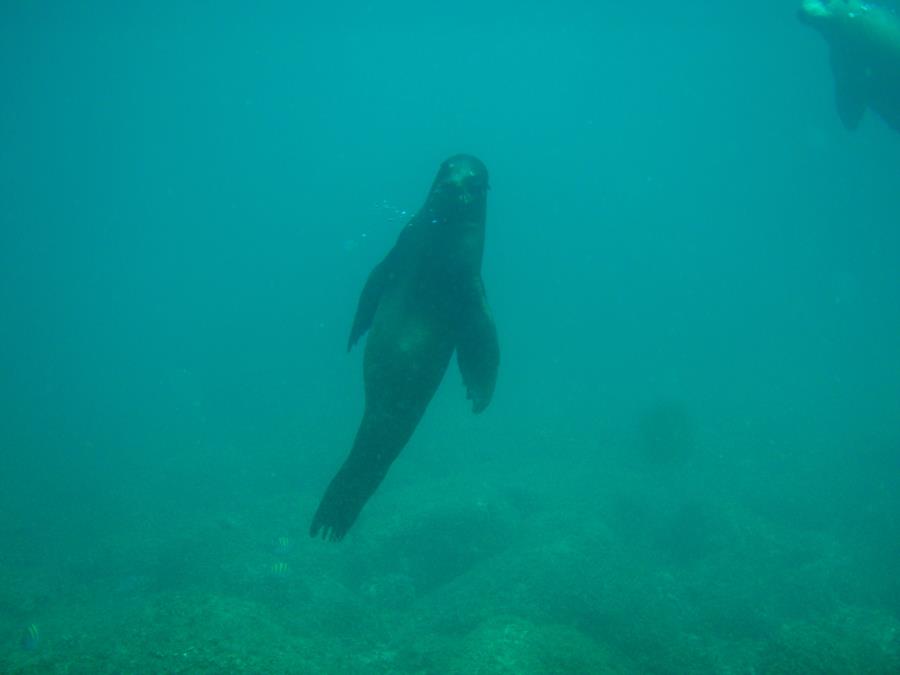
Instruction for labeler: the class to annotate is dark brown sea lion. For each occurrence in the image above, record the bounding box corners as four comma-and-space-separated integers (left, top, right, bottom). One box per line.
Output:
310, 155, 500, 541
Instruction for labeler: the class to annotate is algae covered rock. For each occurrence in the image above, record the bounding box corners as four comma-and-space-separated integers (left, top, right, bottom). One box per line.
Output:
441, 615, 629, 674
758, 606, 900, 674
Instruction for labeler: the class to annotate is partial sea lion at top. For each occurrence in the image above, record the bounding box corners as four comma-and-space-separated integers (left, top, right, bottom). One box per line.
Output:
798, 0, 900, 133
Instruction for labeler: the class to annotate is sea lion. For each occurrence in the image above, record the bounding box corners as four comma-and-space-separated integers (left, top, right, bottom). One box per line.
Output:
798, 0, 900, 133
310, 155, 500, 541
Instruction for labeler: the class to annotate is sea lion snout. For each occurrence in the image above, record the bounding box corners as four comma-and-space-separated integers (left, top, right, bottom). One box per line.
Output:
798, 0, 831, 25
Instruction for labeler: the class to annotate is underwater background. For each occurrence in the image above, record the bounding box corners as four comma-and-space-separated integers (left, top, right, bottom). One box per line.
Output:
1, 1, 898, 672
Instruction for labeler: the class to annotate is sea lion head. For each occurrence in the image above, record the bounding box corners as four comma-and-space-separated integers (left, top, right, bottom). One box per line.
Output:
798, 0, 832, 24
425, 154, 490, 217
798, 0, 865, 30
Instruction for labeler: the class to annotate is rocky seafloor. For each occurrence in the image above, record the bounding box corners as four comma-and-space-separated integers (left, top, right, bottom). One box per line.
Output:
2, 448, 898, 674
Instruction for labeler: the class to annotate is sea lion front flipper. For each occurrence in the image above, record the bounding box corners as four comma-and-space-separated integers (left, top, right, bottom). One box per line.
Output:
347, 261, 390, 351
347, 226, 417, 351
830, 47, 867, 130
456, 279, 499, 414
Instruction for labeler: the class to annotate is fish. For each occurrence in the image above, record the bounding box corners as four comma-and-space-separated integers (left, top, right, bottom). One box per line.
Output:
21, 623, 40, 651
273, 535, 293, 556
270, 561, 289, 577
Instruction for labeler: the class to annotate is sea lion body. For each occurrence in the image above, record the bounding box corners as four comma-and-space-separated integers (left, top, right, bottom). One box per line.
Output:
310, 155, 499, 541
799, 0, 900, 132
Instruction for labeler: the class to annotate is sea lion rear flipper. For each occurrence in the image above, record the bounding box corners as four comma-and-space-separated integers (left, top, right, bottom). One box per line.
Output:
309, 448, 383, 541
830, 48, 867, 130
347, 225, 417, 351
456, 280, 499, 414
